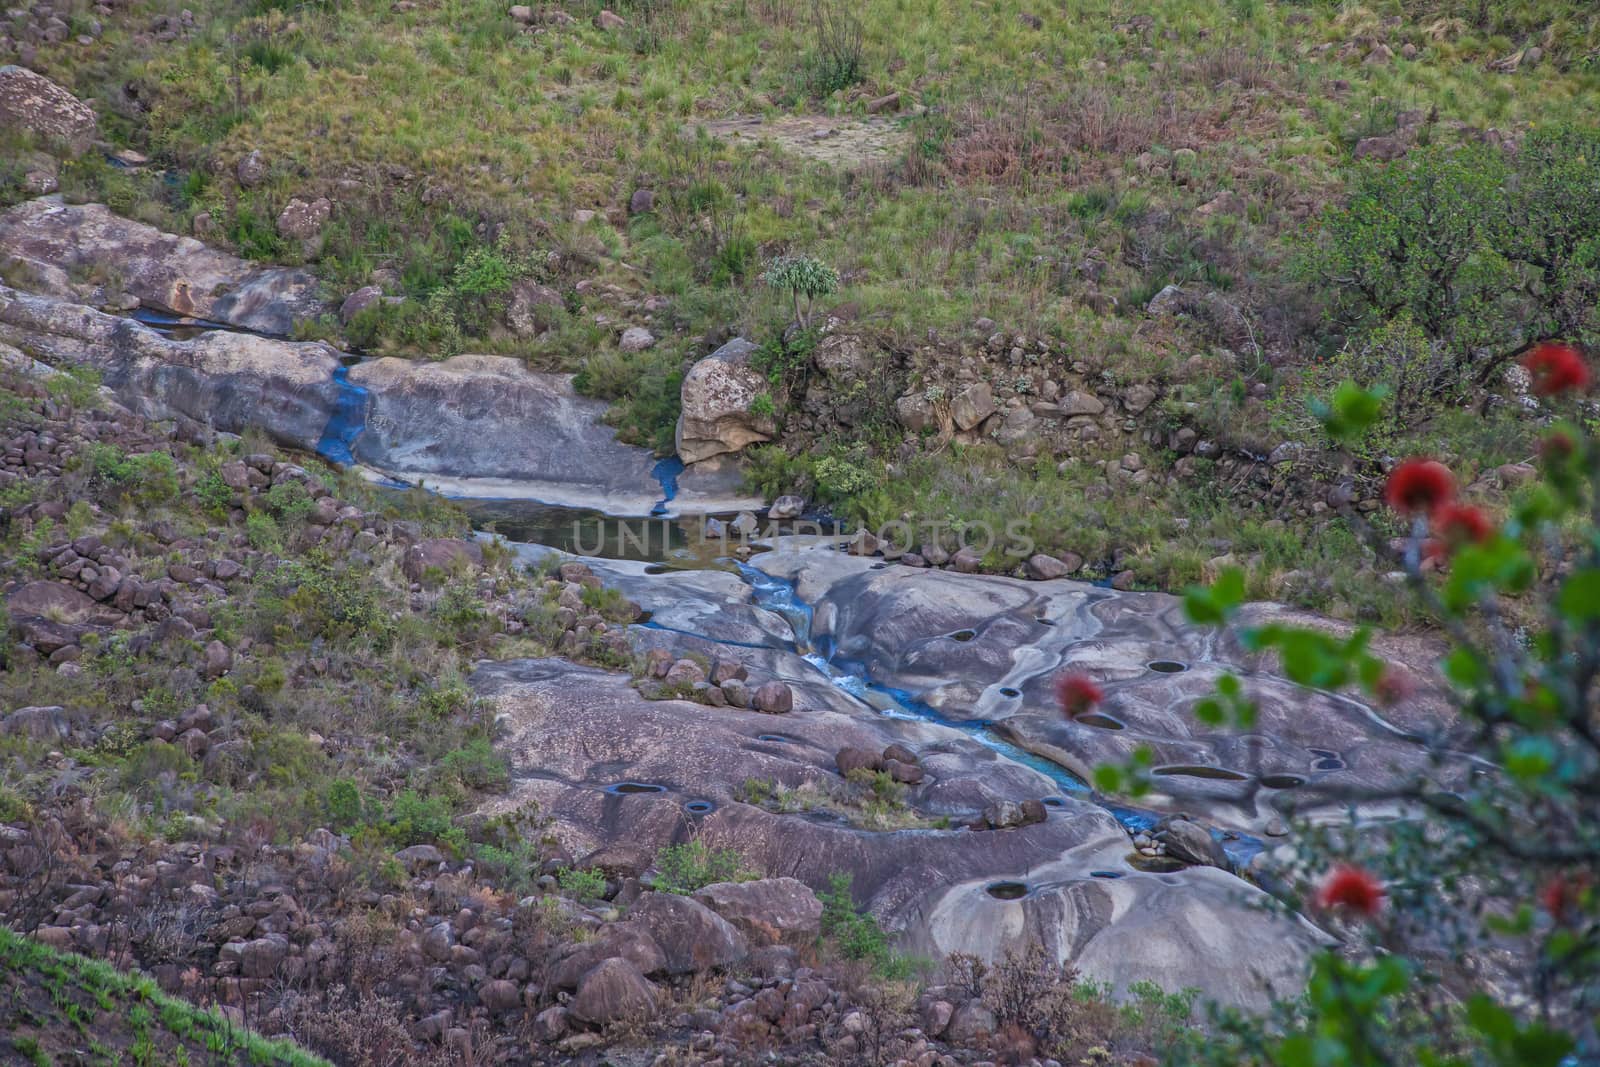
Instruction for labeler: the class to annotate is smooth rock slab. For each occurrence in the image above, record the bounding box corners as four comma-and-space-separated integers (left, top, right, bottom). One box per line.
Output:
0, 199, 328, 334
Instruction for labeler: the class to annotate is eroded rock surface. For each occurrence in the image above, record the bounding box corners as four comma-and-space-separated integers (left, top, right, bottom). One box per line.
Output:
0, 199, 328, 334
675, 338, 775, 464
0, 284, 341, 451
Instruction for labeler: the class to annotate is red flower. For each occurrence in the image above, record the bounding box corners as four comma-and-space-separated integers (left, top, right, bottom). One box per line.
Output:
1432, 503, 1494, 548
1384, 459, 1457, 516
1055, 672, 1104, 718
1540, 873, 1591, 924
1316, 864, 1385, 918
1522, 342, 1592, 397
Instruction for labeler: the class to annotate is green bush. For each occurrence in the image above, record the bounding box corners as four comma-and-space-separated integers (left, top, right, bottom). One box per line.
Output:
556, 866, 608, 903
818, 872, 920, 979
651, 841, 753, 894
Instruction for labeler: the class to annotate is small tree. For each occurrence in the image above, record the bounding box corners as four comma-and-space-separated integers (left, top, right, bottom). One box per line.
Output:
763, 253, 839, 329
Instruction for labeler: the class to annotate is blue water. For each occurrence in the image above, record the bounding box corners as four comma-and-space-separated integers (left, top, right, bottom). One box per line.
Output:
734, 561, 1262, 866
316, 363, 370, 467
650, 455, 685, 516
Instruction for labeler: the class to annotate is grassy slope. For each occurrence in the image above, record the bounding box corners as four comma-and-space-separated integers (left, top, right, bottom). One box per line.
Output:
6, 0, 1598, 619
0, 925, 331, 1067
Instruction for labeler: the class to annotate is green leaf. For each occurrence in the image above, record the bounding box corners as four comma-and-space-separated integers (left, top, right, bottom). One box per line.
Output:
1092, 765, 1124, 793
1557, 569, 1600, 621
1314, 381, 1388, 445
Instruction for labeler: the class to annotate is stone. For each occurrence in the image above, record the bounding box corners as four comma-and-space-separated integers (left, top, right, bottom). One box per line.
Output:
945, 1000, 998, 1044
508, 3, 533, 20
628, 188, 655, 214
395, 843, 445, 870
1, 705, 72, 741
883, 759, 924, 784
550, 924, 667, 988
720, 678, 749, 707
751, 681, 793, 714
618, 326, 655, 353
1057, 390, 1105, 416
628, 893, 749, 974
1153, 816, 1228, 869
236, 149, 268, 187
692, 878, 823, 946
504, 279, 564, 336
895, 392, 936, 432
836, 747, 880, 777
339, 285, 383, 325
767, 495, 805, 520
478, 978, 521, 1013
664, 659, 706, 687
593, 8, 625, 29
1146, 284, 1185, 315
0, 201, 329, 336
571, 958, 658, 1026
202, 640, 232, 678
0, 66, 97, 155
675, 339, 776, 464
401, 538, 484, 583
1023, 553, 1068, 580
950, 547, 983, 573
950, 382, 995, 431
1123, 383, 1158, 414
276, 197, 331, 242
1354, 136, 1408, 161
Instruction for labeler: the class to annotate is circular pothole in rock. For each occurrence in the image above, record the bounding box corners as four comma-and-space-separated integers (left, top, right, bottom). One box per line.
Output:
1314, 757, 1345, 771
998, 686, 1021, 697
1260, 774, 1306, 790
755, 733, 794, 744
634, 609, 654, 624
1089, 870, 1123, 879
870, 562, 888, 570
950, 629, 977, 642
1127, 853, 1187, 873
1073, 712, 1124, 730
643, 564, 669, 575
684, 799, 716, 815
984, 881, 1030, 901
1040, 796, 1069, 809
1153, 764, 1250, 782
604, 782, 667, 796
1147, 660, 1188, 673
1037, 618, 1056, 627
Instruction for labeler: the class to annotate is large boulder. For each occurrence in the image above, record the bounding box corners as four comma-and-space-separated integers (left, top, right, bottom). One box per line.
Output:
0, 285, 341, 453
0, 67, 97, 156
346, 354, 662, 512
549, 923, 667, 988
570, 958, 659, 1027
950, 382, 995, 431
0, 199, 328, 335
618, 892, 749, 975
692, 878, 823, 946
674, 338, 776, 464
401, 538, 484, 584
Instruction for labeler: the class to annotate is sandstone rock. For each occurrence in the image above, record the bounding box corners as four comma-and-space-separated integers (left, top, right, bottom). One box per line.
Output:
1023, 553, 1069, 580
478, 978, 521, 1013
675, 338, 775, 464
505, 279, 564, 336
236, 149, 268, 187
883, 758, 924, 784
1354, 136, 1408, 161
1, 705, 73, 741
570, 958, 658, 1026
945, 1000, 998, 1044
618, 326, 655, 352
664, 659, 706, 687
0, 201, 328, 335
767, 495, 805, 520
550, 923, 667, 988
509, 3, 533, 20
895, 392, 937, 432
692, 878, 823, 946
751, 680, 793, 714
1057, 390, 1104, 416
1153, 815, 1228, 869
720, 678, 749, 707
950, 547, 983, 573
339, 285, 383, 325
593, 8, 625, 29
276, 197, 331, 242
836, 747, 880, 776
0, 66, 97, 155
1123, 383, 1158, 414
629, 893, 748, 974
1146, 284, 1185, 315
401, 538, 484, 583
950, 382, 995, 431
395, 844, 445, 870
628, 189, 654, 214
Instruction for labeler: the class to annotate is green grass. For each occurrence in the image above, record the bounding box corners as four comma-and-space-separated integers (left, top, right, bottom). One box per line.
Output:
0, 925, 332, 1067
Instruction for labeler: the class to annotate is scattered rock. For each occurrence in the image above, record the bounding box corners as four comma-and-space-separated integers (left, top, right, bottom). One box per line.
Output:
570, 958, 659, 1026
0, 66, 98, 156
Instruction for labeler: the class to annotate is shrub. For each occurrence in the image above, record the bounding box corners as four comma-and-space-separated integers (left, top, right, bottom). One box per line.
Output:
436, 738, 509, 793
651, 841, 753, 894
1126, 377, 1600, 1065
556, 866, 608, 903
804, 0, 863, 95
818, 872, 920, 979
